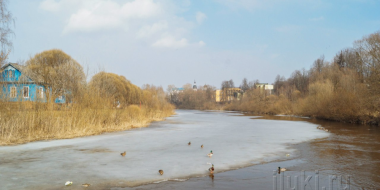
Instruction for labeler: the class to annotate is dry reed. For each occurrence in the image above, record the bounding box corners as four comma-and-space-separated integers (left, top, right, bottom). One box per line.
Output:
0, 103, 174, 145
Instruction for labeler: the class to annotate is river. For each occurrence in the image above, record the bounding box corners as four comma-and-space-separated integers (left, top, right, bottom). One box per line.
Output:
0, 110, 379, 189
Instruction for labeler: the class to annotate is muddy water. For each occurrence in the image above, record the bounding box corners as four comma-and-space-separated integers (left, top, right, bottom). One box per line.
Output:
0, 111, 379, 189
256, 115, 380, 189
295, 119, 380, 189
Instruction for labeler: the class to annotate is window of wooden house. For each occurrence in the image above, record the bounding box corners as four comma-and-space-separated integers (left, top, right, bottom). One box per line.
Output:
10, 86, 17, 98
39, 87, 44, 98
23, 86, 29, 98
8, 70, 13, 78
37, 87, 43, 98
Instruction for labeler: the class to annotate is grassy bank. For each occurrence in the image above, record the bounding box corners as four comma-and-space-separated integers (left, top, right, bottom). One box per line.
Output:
0, 104, 174, 145
223, 85, 379, 125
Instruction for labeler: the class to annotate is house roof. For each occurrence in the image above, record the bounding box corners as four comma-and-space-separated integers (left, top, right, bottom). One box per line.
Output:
1, 63, 44, 83
172, 87, 184, 91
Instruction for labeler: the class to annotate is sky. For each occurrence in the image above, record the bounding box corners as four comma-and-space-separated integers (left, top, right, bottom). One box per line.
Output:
7, 0, 380, 90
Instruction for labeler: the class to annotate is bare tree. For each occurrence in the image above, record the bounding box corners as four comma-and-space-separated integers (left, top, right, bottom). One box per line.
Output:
248, 80, 256, 90
313, 55, 325, 74
354, 31, 380, 95
221, 79, 235, 89
0, 0, 15, 66
289, 68, 309, 95
240, 78, 249, 92
166, 84, 176, 93
335, 51, 345, 68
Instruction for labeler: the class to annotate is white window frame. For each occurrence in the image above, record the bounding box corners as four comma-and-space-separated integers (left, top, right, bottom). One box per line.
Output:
23, 86, 29, 98
8, 70, 13, 78
39, 87, 44, 98
58, 96, 63, 100
10, 86, 17, 98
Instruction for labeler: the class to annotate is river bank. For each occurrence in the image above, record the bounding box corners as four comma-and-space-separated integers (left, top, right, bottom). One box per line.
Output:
0, 105, 174, 145
222, 90, 380, 126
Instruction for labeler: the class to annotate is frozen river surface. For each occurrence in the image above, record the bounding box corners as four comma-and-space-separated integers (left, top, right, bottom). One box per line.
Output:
0, 110, 329, 189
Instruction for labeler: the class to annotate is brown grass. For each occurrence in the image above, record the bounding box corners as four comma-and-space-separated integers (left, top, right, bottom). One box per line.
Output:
0, 103, 174, 145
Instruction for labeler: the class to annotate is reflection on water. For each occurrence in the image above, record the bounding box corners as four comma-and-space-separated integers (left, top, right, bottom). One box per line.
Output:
209, 174, 214, 181
250, 114, 380, 189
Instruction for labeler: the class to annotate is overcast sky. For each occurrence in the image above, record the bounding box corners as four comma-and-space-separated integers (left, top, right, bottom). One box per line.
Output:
8, 0, 380, 89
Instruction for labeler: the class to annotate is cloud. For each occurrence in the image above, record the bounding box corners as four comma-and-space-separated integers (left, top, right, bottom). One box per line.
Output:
137, 21, 169, 38
40, 0, 204, 49
61, 0, 162, 33
152, 37, 188, 48
198, 40, 206, 46
64, 8, 123, 33
309, 16, 324, 21
196, 12, 207, 24
213, 0, 330, 11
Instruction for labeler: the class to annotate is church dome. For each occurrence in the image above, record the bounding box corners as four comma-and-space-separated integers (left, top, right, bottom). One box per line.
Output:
193, 81, 197, 90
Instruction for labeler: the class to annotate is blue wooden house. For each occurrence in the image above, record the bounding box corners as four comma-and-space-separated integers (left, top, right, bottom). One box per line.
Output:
0, 63, 65, 103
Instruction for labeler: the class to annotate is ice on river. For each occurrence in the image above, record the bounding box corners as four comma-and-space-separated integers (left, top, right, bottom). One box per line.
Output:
0, 110, 329, 189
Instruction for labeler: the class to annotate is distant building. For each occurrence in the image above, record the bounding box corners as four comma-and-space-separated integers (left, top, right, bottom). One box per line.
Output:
193, 81, 197, 91
215, 87, 242, 102
256, 83, 274, 95
215, 90, 221, 102
170, 87, 184, 95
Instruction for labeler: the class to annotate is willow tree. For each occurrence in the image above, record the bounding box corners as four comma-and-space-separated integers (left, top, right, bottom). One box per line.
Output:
25, 49, 86, 103
0, 0, 15, 66
89, 72, 142, 106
